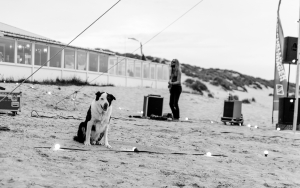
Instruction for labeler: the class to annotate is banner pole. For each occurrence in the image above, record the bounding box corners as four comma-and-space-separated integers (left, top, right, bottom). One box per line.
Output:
292, 0, 300, 133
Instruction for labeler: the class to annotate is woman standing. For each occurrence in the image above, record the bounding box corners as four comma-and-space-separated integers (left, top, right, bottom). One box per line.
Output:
169, 59, 182, 121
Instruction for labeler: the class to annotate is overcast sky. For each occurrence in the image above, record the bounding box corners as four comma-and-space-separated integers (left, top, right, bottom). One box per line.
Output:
1, 0, 300, 81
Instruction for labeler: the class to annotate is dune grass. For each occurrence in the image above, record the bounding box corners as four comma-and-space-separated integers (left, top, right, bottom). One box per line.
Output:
0, 76, 114, 87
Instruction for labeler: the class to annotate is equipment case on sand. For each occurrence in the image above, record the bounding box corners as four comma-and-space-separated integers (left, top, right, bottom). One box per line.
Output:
0, 91, 22, 116
143, 94, 164, 117
221, 100, 243, 125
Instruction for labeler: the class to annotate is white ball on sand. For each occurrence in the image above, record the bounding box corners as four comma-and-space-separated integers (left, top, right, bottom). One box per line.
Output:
185, 117, 188, 121
277, 128, 280, 131
206, 152, 212, 157
247, 124, 251, 128
53, 144, 60, 150
211, 121, 213, 124
264, 150, 268, 157
254, 125, 258, 129
47, 91, 51, 95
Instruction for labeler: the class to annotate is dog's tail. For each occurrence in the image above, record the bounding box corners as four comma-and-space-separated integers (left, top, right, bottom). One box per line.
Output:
73, 122, 86, 143
73, 135, 81, 142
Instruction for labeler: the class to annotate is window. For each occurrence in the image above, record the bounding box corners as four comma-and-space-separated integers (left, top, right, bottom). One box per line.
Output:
89, 53, 98, 72
135, 61, 141, 78
127, 59, 134, 77
143, 63, 150, 79
49, 46, 62, 68
64, 48, 75, 69
0, 38, 14, 63
116, 57, 125, 76
77, 51, 87, 70
150, 64, 155, 79
157, 65, 163, 80
35, 44, 48, 66
17, 41, 32, 65
99, 54, 108, 73
163, 65, 169, 80
108, 58, 116, 75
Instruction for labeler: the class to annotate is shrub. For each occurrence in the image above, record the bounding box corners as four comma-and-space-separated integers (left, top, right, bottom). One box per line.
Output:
185, 78, 194, 85
233, 95, 239, 100
208, 93, 214, 98
268, 93, 273, 96
100, 83, 115, 87
251, 97, 256, 102
0, 76, 14, 83
190, 80, 208, 93
242, 99, 251, 104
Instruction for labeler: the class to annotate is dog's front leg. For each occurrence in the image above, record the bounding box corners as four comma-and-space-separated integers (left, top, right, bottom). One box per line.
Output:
84, 121, 93, 146
103, 124, 112, 149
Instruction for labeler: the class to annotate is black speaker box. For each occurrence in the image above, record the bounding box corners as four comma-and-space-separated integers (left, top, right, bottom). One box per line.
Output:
278, 97, 300, 124
223, 101, 242, 119
283, 37, 298, 64
143, 95, 164, 117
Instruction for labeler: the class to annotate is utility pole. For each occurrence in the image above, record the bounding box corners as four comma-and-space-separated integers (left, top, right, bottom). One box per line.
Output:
292, 0, 300, 133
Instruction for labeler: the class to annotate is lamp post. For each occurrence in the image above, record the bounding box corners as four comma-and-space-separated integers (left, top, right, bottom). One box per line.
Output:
128, 38, 146, 61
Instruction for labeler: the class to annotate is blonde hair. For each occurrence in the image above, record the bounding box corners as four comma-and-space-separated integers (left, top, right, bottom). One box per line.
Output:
170, 59, 181, 77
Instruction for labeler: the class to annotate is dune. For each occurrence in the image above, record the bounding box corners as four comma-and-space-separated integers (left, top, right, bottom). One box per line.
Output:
0, 79, 300, 188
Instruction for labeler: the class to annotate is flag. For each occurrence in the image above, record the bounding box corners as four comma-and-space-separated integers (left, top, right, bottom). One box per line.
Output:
273, 0, 288, 113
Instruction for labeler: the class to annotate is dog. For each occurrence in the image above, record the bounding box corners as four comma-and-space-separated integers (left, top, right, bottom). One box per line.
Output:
73, 91, 116, 148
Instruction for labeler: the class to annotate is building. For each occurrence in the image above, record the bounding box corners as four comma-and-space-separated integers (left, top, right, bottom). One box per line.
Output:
0, 22, 169, 88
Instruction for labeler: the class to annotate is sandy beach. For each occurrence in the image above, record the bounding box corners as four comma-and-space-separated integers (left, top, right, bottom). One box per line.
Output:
1, 82, 300, 188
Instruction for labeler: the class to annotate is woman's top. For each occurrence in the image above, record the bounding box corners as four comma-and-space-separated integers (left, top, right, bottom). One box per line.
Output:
170, 69, 181, 86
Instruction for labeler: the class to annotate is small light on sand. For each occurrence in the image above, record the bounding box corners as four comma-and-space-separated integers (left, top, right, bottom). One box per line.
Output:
206, 152, 212, 157
47, 91, 51, 95
211, 121, 213, 124
254, 125, 258, 129
141, 111, 143, 114
16, 83, 19, 85
71, 98, 75, 101
30, 85, 34, 88
247, 124, 251, 128
53, 144, 60, 151
264, 150, 268, 157
119, 107, 122, 110
277, 128, 280, 131
185, 117, 188, 121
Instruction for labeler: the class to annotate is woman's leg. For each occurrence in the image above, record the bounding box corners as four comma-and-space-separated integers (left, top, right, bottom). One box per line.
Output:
169, 89, 176, 118
173, 86, 182, 119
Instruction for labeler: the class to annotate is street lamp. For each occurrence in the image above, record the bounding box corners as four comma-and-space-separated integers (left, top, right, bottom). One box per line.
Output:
128, 38, 146, 61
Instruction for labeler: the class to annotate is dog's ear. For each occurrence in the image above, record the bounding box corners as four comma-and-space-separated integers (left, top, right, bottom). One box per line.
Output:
108, 94, 116, 101
107, 93, 116, 106
95, 91, 102, 101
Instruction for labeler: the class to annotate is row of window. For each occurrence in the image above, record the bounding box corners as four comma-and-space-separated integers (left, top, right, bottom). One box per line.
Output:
0, 37, 169, 80
0, 37, 109, 72
108, 58, 169, 80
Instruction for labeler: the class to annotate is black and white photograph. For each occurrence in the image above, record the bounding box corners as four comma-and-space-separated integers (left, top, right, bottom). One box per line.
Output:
0, 0, 300, 187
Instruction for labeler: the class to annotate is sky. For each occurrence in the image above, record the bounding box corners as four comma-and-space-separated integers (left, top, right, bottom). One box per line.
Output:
1, 0, 300, 81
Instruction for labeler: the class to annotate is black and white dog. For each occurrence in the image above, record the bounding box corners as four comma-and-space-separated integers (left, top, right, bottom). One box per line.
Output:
74, 91, 116, 148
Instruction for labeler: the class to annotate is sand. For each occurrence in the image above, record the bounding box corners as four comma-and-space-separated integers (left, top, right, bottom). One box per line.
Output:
0, 81, 300, 188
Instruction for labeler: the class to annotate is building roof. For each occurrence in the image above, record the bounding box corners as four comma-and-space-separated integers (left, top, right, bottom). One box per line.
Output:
0, 22, 114, 55
0, 22, 51, 40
